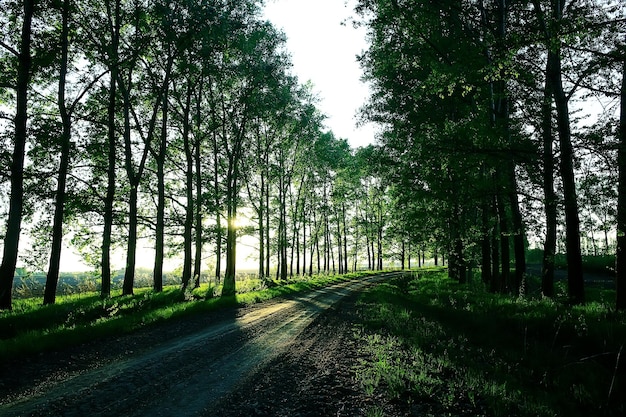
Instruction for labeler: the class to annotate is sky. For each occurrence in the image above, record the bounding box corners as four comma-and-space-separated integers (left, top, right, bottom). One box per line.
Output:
262, 0, 376, 149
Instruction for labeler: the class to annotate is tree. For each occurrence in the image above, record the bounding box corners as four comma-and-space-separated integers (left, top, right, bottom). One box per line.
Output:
617, 38, 626, 310
100, 0, 121, 299
44, 0, 104, 304
0, 0, 34, 310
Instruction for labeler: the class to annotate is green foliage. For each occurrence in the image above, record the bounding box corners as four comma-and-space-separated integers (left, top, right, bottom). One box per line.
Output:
354, 268, 626, 416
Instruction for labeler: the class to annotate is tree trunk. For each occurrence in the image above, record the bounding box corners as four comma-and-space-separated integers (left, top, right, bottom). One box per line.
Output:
193, 132, 202, 289
222, 112, 246, 294
541, 56, 557, 298
123, 184, 138, 296
222, 171, 238, 295
310, 211, 316, 276
456, 238, 466, 284
342, 203, 348, 274
122, 79, 136, 296
549, 44, 585, 304
509, 165, 526, 294
301, 203, 306, 276
407, 244, 411, 269
182, 85, 194, 293
193, 83, 203, 289
481, 199, 492, 285
45, 0, 71, 305
265, 179, 270, 277
101, 0, 121, 299
258, 174, 265, 280
616, 49, 626, 310
0, 0, 34, 310
153, 81, 169, 293
490, 195, 500, 292
213, 130, 222, 283
366, 228, 372, 269
496, 186, 509, 292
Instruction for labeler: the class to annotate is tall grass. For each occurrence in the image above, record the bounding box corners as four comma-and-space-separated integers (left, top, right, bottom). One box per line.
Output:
354, 267, 626, 417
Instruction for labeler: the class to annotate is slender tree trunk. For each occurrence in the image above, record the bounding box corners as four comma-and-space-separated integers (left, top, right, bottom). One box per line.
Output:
323, 209, 329, 272
481, 199, 492, 285
0, 0, 34, 310
122, 78, 136, 296
490, 196, 500, 292
279, 168, 288, 280
549, 43, 585, 304
213, 130, 222, 283
45, 0, 71, 305
290, 214, 296, 278
336, 213, 343, 274
456, 238, 466, 284
496, 186, 509, 292
258, 174, 265, 279
342, 203, 348, 274
377, 207, 383, 270
222, 111, 246, 294
193, 83, 203, 289
295, 225, 300, 276
309, 212, 315, 276
371, 226, 376, 269
541, 57, 557, 298
153, 69, 170, 293
616, 51, 626, 310
101, 0, 121, 299
193, 134, 202, 289
407, 243, 411, 269
315, 211, 321, 273
330, 224, 336, 274
153, 119, 167, 292
302, 208, 306, 275
181, 85, 194, 293
222, 177, 238, 296
123, 183, 139, 296
509, 166, 526, 294
366, 228, 372, 269
265, 179, 270, 277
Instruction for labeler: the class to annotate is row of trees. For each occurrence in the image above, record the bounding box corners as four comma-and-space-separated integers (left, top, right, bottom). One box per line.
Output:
0, 0, 401, 310
4, 0, 622, 312
354, 0, 625, 306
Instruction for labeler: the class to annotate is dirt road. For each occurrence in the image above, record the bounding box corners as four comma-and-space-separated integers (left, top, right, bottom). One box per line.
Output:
0, 274, 393, 416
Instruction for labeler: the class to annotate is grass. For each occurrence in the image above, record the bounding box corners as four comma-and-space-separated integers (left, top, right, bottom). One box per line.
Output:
0, 271, 377, 360
353, 267, 626, 417
527, 248, 615, 274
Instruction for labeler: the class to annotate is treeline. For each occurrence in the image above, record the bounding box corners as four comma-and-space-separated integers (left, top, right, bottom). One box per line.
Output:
354, 0, 625, 306
0, 0, 397, 310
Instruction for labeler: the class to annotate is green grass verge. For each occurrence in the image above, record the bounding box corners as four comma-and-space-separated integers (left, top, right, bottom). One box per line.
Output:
527, 248, 615, 274
354, 267, 626, 417
0, 271, 376, 360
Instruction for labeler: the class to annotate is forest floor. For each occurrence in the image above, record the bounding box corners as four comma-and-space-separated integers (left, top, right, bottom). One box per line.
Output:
0, 273, 411, 417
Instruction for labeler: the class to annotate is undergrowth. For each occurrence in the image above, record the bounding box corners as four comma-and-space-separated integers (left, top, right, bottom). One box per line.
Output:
354, 267, 626, 417
0, 271, 375, 360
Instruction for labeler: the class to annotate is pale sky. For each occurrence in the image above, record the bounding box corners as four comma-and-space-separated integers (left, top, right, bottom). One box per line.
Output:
263, 0, 376, 148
